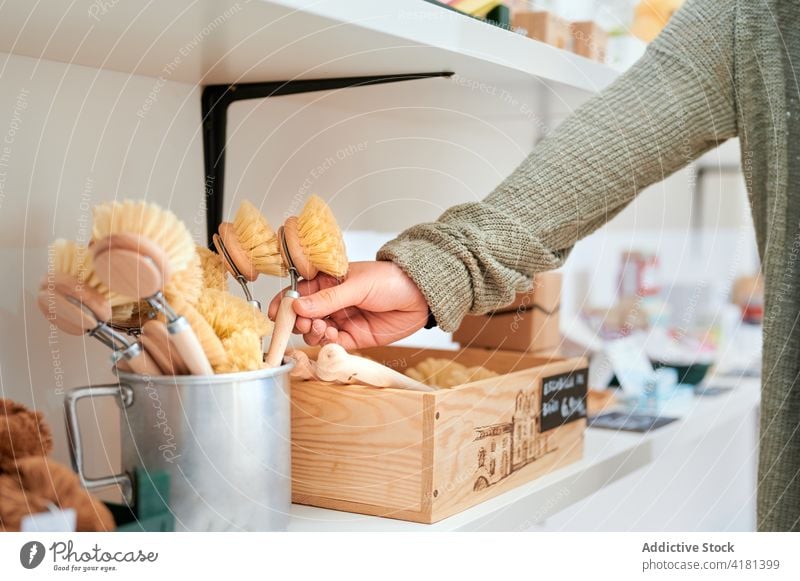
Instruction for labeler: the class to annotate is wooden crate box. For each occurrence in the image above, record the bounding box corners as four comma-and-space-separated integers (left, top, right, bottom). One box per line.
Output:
291, 347, 588, 524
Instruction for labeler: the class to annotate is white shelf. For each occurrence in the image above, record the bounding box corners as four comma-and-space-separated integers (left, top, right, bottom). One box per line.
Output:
0, 0, 619, 95
288, 374, 760, 531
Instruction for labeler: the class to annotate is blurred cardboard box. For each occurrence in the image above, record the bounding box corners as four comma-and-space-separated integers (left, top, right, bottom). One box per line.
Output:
453, 272, 561, 352
512, 11, 571, 50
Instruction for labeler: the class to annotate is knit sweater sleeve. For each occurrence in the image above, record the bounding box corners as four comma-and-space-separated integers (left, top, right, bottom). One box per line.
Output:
376, 0, 738, 331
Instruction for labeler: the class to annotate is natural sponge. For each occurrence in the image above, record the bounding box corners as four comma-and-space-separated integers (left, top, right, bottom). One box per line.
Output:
196, 245, 229, 291
404, 358, 498, 389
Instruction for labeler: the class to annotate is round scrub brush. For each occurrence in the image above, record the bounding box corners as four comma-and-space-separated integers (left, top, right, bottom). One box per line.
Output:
266, 195, 349, 368
48, 239, 128, 308
212, 200, 286, 308
282, 195, 348, 280
38, 240, 161, 375
217, 328, 264, 374
91, 200, 195, 273
91, 201, 212, 375
195, 245, 228, 291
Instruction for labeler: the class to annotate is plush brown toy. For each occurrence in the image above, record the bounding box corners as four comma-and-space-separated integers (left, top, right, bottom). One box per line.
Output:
0, 398, 114, 532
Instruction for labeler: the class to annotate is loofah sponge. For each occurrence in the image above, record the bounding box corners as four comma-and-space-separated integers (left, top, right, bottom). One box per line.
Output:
91, 200, 195, 273
196, 288, 272, 339
196, 245, 229, 291
163, 251, 203, 306
170, 300, 228, 372
296, 195, 348, 278
233, 200, 286, 277
404, 358, 498, 389
217, 328, 264, 373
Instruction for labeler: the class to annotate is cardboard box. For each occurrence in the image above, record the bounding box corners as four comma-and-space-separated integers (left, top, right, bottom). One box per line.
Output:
512, 11, 571, 50
452, 272, 562, 352
291, 346, 588, 524
570, 20, 608, 62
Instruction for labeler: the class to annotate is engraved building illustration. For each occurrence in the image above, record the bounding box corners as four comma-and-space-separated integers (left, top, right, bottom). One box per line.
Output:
472, 389, 557, 491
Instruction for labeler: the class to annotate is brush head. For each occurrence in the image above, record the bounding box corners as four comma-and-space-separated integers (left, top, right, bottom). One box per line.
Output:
217, 329, 264, 374
196, 288, 273, 339
214, 223, 257, 281
91, 233, 170, 300
196, 245, 229, 291
36, 273, 111, 336
45, 239, 129, 307
295, 195, 348, 278
92, 200, 195, 273
231, 200, 286, 277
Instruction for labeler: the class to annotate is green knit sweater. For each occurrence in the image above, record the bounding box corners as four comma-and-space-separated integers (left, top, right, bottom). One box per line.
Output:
378, 0, 800, 531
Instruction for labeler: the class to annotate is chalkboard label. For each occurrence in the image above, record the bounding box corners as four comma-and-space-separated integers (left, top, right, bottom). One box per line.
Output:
540, 369, 588, 432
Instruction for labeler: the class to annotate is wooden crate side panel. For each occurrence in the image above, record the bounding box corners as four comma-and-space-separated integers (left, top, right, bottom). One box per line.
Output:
291, 381, 426, 512
430, 359, 587, 522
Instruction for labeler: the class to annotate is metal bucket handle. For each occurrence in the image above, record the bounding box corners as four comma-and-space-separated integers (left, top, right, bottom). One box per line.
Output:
64, 383, 134, 504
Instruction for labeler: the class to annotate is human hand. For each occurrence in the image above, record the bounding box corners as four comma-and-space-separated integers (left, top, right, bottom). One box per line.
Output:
267, 261, 429, 349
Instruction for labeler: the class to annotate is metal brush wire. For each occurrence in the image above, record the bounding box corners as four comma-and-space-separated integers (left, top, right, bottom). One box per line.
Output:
212, 232, 261, 310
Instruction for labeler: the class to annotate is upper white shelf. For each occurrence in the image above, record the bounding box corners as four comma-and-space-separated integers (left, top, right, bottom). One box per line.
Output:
0, 0, 619, 95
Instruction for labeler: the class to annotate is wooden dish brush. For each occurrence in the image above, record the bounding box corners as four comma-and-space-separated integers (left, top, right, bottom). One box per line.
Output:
266, 195, 348, 368
91, 200, 212, 375
212, 200, 286, 309
37, 240, 161, 375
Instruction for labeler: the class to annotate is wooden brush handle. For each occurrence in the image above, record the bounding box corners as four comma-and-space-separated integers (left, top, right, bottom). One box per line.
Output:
265, 292, 298, 368
168, 318, 214, 375
125, 344, 163, 376
142, 319, 189, 375
316, 344, 436, 392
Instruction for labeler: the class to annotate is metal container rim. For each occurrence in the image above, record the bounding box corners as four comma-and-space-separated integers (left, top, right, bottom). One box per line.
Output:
116, 360, 295, 386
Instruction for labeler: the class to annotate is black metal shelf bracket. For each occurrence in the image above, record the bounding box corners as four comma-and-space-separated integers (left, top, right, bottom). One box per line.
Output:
201, 71, 454, 244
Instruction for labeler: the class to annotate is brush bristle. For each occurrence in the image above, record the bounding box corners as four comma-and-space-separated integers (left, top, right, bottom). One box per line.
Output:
173, 300, 228, 371
217, 329, 264, 373
232, 200, 286, 276
296, 195, 348, 277
91, 200, 195, 272
196, 288, 273, 339
48, 239, 130, 307
50, 239, 90, 280
163, 251, 203, 306
196, 245, 228, 291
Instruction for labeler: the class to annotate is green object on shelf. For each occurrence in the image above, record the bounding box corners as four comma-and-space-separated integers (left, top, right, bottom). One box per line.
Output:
105, 469, 174, 532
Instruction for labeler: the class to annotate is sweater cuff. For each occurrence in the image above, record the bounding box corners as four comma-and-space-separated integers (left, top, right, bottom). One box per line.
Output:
377, 237, 472, 332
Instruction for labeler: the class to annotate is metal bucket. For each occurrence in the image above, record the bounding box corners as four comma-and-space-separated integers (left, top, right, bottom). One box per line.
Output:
64, 364, 293, 531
